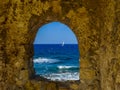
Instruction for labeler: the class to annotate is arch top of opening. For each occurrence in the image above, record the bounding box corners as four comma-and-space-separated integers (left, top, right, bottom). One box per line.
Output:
33, 21, 78, 45
33, 21, 80, 81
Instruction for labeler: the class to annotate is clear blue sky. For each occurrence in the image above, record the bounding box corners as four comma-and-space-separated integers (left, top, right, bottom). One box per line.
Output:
34, 22, 78, 44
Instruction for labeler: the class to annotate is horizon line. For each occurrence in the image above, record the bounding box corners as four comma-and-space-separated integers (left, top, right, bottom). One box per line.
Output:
33, 43, 78, 45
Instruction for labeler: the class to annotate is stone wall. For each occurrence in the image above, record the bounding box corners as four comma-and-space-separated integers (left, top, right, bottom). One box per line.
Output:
0, 0, 120, 90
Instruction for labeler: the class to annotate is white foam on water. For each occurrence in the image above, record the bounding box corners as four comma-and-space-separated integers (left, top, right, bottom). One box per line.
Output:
41, 72, 79, 81
33, 57, 59, 63
57, 65, 78, 69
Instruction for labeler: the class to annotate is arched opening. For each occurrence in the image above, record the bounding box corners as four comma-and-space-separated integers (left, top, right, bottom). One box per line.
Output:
33, 22, 80, 81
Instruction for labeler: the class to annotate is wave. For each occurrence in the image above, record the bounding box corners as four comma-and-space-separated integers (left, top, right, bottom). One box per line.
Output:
40, 72, 79, 81
33, 57, 59, 64
57, 65, 79, 69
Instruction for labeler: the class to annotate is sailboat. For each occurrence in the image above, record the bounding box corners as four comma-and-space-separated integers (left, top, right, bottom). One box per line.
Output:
62, 41, 64, 46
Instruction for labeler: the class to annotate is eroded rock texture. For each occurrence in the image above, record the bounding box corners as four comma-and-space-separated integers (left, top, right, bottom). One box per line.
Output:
0, 0, 120, 90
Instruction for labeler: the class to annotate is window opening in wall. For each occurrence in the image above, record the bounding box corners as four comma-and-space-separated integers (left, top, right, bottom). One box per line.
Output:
33, 22, 80, 81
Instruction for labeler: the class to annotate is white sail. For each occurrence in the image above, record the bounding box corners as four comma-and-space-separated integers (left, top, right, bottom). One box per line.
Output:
62, 42, 64, 46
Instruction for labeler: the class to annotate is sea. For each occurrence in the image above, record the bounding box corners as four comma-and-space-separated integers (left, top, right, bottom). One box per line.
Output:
33, 44, 80, 81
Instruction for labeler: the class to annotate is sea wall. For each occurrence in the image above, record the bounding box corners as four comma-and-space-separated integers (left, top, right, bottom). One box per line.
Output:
0, 0, 120, 90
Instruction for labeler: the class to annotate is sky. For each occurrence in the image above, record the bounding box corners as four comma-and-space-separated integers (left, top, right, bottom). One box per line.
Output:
34, 22, 78, 44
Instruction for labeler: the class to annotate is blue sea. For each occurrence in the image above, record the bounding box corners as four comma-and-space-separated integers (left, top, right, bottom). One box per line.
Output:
33, 44, 80, 81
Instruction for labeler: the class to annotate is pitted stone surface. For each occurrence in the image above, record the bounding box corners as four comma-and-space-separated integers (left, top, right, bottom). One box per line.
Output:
0, 0, 120, 90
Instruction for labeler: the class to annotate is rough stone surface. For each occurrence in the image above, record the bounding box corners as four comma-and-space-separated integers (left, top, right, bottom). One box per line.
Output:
0, 0, 120, 90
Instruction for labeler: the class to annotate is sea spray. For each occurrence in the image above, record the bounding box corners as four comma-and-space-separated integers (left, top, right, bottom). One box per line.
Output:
33, 44, 80, 81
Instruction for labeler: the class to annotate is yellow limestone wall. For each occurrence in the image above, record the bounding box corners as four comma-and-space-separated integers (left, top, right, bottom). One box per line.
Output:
0, 0, 120, 90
